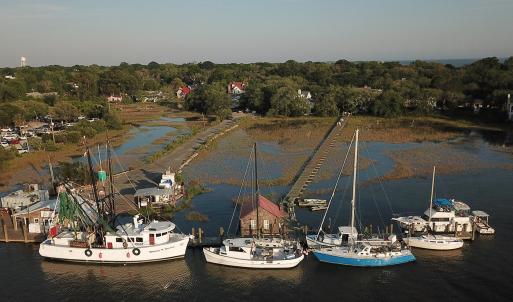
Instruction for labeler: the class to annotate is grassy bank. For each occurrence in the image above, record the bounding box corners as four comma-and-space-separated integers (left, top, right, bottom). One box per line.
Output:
338, 115, 505, 143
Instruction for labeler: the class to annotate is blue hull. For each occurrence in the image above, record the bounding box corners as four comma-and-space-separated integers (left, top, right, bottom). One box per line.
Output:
313, 251, 415, 267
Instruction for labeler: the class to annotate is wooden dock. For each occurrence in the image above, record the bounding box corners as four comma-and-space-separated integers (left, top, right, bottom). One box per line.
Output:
283, 117, 347, 220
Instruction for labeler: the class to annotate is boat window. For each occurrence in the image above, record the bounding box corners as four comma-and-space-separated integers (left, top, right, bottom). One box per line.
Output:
149, 228, 156, 231
127, 237, 134, 242
116, 238, 123, 243
229, 246, 244, 252
156, 233, 162, 237
136, 237, 143, 242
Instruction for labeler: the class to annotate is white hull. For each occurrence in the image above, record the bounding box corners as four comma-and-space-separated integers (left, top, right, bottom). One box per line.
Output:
39, 236, 190, 264
404, 235, 463, 251
203, 247, 304, 269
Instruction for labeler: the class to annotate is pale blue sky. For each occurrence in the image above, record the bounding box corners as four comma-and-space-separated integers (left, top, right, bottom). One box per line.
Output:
1, 0, 512, 67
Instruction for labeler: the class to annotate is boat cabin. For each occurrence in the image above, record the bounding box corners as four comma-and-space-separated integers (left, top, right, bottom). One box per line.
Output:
338, 226, 358, 244
104, 218, 176, 249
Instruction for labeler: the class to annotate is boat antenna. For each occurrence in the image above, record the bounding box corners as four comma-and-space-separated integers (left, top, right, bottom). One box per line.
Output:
254, 142, 260, 239
85, 142, 102, 218
428, 166, 436, 231
107, 135, 116, 217
350, 129, 359, 243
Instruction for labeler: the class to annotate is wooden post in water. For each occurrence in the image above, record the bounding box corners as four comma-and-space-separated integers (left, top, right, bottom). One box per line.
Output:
1, 219, 8, 242
191, 228, 195, 240
369, 224, 372, 235
198, 227, 203, 243
219, 227, 224, 239
454, 222, 458, 238
390, 224, 394, 234
385, 225, 389, 235
23, 223, 28, 243
471, 218, 476, 241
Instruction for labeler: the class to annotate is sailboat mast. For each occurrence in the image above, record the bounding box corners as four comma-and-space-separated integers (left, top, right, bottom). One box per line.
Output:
107, 140, 116, 216
428, 166, 436, 225
254, 143, 260, 239
350, 129, 359, 238
86, 147, 102, 216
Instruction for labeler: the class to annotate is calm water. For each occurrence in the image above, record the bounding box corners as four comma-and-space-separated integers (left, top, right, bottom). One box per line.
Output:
1, 131, 513, 301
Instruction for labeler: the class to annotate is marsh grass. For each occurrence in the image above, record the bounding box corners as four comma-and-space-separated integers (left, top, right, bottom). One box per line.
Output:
338, 115, 504, 144
186, 211, 209, 222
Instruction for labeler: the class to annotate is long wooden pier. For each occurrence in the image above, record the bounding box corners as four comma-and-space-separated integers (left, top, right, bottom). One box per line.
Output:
283, 117, 347, 220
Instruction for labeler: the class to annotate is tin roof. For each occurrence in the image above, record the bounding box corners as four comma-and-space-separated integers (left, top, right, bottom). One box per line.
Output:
134, 188, 174, 197
240, 195, 287, 219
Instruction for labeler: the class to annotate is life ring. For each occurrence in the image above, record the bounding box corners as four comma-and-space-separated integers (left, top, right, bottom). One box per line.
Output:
85, 249, 92, 257
132, 248, 141, 256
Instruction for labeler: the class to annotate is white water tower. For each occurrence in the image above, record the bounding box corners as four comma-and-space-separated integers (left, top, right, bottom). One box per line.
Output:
20, 56, 27, 67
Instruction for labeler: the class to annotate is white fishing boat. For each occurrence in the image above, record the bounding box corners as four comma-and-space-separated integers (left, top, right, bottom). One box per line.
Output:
203, 237, 304, 269
399, 166, 464, 251
40, 213, 191, 264
311, 129, 415, 267
39, 143, 192, 264
203, 143, 304, 269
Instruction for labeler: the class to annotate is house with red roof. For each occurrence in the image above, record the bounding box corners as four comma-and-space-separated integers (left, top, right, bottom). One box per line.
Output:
239, 195, 288, 236
227, 82, 246, 94
176, 86, 191, 99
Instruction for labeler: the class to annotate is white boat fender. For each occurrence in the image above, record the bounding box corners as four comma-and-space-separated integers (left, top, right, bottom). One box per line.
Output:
132, 248, 141, 256
389, 235, 397, 244
85, 249, 92, 257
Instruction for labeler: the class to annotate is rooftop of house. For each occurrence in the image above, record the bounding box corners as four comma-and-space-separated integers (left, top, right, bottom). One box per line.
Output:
240, 195, 287, 219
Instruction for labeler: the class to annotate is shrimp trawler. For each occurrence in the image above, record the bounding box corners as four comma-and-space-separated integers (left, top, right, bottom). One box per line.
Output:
311, 129, 415, 267
400, 166, 464, 250
203, 143, 304, 269
39, 142, 192, 264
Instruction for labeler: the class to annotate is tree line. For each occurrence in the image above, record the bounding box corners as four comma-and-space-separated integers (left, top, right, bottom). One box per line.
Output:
1, 57, 513, 123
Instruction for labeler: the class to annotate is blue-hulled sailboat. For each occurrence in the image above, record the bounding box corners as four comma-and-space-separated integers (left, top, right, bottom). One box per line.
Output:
312, 129, 415, 267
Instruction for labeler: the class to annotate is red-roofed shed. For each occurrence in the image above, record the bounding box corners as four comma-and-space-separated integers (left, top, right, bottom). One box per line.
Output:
239, 195, 287, 236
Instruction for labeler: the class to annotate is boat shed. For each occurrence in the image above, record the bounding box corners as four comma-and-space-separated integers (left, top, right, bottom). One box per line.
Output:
134, 188, 176, 208
239, 195, 288, 236
11, 198, 57, 233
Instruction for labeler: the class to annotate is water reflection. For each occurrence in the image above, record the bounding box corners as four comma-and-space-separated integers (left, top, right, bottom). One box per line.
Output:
412, 247, 465, 262
203, 262, 304, 285
40, 258, 193, 296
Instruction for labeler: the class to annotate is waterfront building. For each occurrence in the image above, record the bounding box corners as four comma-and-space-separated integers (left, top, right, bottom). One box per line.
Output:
239, 195, 287, 236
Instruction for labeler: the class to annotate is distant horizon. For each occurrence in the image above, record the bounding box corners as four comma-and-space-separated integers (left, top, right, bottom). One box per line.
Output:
0, 56, 509, 69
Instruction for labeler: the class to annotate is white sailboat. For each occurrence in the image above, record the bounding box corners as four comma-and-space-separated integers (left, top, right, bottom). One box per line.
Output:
39, 143, 192, 264
203, 143, 304, 269
401, 166, 464, 251
312, 129, 415, 267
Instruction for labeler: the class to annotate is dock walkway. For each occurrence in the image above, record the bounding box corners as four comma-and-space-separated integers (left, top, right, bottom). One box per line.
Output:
111, 117, 240, 212
283, 117, 347, 220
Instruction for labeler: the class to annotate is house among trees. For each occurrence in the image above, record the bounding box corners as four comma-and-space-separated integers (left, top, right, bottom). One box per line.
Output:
298, 89, 312, 100
106, 95, 123, 102
176, 86, 191, 99
239, 195, 287, 236
227, 82, 246, 94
